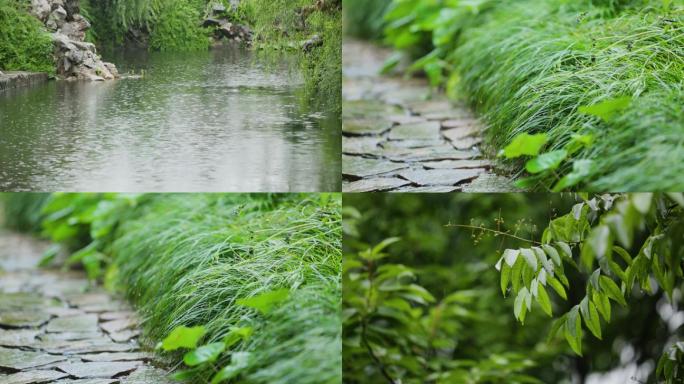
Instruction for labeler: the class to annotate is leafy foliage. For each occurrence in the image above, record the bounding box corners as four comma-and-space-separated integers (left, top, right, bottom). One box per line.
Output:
0, 0, 55, 74
495, 193, 684, 383
342, 0, 390, 39
345, 193, 684, 383
382, 0, 684, 191
238, 0, 342, 113
2, 193, 341, 384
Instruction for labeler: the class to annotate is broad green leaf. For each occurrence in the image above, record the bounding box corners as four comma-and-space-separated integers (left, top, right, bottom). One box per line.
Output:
236, 289, 290, 315
542, 244, 561, 267
224, 327, 253, 349
502, 133, 548, 159
578, 96, 632, 122
547, 314, 567, 342
521, 248, 538, 271
184, 342, 226, 366
503, 249, 520, 266
631, 193, 653, 214
552, 160, 595, 192
514, 288, 529, 323
547, 276, 567, 300
501, 263, 512, 297
564, 306, 583, 356
536, 282, 552, 316
580, 297, 602, 340
511, 257, 524, 293
556, 242, 573, 260
162, 326, 206, 351
211, 352, 251, 384
370, 237, 401, 259
599, 276, 627, 306
592, 291, 611, 322
525, 150, 568, 174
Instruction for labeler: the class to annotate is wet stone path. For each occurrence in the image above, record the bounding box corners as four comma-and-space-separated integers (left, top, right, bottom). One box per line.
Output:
342, 40, 516, 192
0, 231, 172, 384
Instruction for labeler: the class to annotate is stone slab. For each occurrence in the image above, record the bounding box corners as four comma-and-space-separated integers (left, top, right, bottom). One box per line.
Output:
342, 156, 408, 179
343, 177, 410, 193
0, 347, 67, 370
0, 369, 68, 384
398, 169, 482, 186
388, 121, 441, 141
56, 362, 140, 379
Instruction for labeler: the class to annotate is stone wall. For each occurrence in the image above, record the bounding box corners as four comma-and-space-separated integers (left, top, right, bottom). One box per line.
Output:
30, 0, 118, 81
0, 72, 49, 92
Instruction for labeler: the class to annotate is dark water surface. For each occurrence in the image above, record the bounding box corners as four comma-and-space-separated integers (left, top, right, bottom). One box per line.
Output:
0, 46, 340, 192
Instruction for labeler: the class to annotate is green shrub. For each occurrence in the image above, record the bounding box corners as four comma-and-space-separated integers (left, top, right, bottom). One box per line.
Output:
383, 0, 684, 191
148, 0, 209, 51
2, 193, 342, 384
0, 0, 54, 74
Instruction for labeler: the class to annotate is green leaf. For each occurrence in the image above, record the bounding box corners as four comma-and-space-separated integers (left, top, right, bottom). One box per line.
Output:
511, 257, 524, 293
162, 326, 206, 351
521, 248, 538, 271
38, 245, 61, 267
556, 242, 573, 261
184, 342, 226, 366
552, 160, 594, 192
223, 327, 253, 349
547, 275, 567, 300
501, 263, 512, 297
599, 276, 627, 306
631, 193, 653, 214
211, 352, 251, 384
580, 297, 602, 340
525, 150, 568, 174
542, 244, 561, 267
514, 288, 529, 324
370, 237, 401, 259
592, 291, 611, 322
503, 249, 520, 266
536, 282, 552, 317
564, 306, 583, 356
236, 288, 290, 315
578, 96, 632, 122
502, 133, 548, 159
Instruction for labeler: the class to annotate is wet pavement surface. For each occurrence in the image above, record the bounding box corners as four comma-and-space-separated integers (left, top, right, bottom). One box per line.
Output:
342, 40, 516, 192
0, 231, 172, 383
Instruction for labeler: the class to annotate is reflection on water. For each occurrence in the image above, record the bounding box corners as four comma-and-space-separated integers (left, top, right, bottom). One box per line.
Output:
0, 46, 340, 192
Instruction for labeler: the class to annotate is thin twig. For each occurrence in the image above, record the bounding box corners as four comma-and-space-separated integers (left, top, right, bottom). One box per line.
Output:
446, 224, 542, 245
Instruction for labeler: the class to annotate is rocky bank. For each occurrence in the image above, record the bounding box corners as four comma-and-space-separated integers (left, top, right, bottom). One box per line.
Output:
30, 0, 118, 81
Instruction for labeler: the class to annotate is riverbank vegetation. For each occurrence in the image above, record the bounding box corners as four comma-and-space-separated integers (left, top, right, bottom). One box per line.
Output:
344, 193, 684, 383
0, 0, 54, 74
1, 193, 342, 384
346, 0, 684, 191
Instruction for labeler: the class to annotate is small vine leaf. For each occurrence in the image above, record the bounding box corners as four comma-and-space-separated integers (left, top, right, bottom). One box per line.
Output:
521, 248, 538, 271
536, 282, 552, 317
564, 306, 583, 356
600, 276, 627, 306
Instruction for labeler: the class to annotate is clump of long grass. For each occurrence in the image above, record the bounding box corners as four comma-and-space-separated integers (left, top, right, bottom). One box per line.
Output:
111, 194, 341, 383
342, 0, 390, 39
383, 0, 683, 190
454, 0, 684, 190
0, 193, 50, 232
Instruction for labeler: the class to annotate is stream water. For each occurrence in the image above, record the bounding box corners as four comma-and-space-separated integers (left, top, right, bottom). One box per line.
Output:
0, 46, 340, 192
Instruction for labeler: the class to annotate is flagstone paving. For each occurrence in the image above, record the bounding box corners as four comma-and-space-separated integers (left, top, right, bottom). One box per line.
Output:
0, 231, 172, 384
342, 40, 517, 193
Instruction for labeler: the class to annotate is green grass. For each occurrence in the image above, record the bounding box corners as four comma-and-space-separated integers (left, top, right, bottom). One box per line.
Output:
239, 0, 342, 113
342, 0, 391, 39
0, 193, 342, 383
0, 0, 55, 74
384, 0, 684, 191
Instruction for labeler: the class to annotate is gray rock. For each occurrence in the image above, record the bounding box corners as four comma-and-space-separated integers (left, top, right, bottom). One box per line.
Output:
54, 380, 117, 384
100, 318, 136, 334
109, 329, 140, 343
0, 329, 39, 347
38, 338, 137, 354
79, 352, 153, 363
0, 347, 67, 370
47, 314, 99, 333
56, 362, 140, 379
342, 156, 408, 179
30, 0, 51, 21
343, 137, 383, 155
0, 310, 52, 328
442, 126, 481, 142
343, 177, 410, 193
120, 365, 173, 383
46, 6, 67, 30
422, 160, 493, 170
451, 136, 483, 150
0, 369, 68, 384
381, 145, 478, 162
342, 118, 392, 136
389, 121, 441, 141
397, 169, 483, 186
